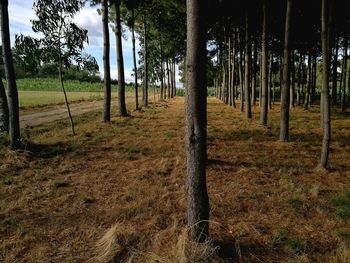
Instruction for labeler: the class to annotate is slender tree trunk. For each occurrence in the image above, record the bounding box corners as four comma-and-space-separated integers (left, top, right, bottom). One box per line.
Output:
252, 40, 257, 105
143, 19, 148, 107
341, 37, 348, 112
280, 0, 292, 142
0, 0, 20, 148
297, 53, 302, 105
332, 36, 339, 104
114, 0, 127, 116
58, 51, 75, 135
160, 42, 164, 100
291, 51, 295, 108
102, 0, 111, 121
231, 32, 236, 108
245, 12, 252, 119
131, 9, 139, 110
261, 0, 268, 125
0, 78, 9, 133
311, 54, 317, 104
320, 0, 331, 168
166, 59, 171, 99
304, 53, 312, 110
238, 30, 244, 112
269, 52, 273, 109
185, 0, 209, 241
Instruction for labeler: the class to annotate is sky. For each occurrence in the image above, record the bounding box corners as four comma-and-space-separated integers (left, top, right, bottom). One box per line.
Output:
5, 0, 181, 86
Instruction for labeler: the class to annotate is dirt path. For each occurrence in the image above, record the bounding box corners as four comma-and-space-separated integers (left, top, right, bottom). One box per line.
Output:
20, 100, 116, 127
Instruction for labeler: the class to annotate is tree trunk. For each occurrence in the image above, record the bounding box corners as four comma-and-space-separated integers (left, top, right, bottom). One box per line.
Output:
252, 40, 257, 105
261, 0, 268, 125
280, 0, 292, 142
143, 19, 149, 107
231, 32, 236, 108
238, 30, 244, 112
291, 51, 295, 108
131, 9, 139, 110
268, 52, 273, 110
245, 11, 252, 119
341, 37, 348, 112
160, 42, 164, 100
102, 0, 111, 121
185, 0, 209, 242
114, 0, 127, 116
58, 51, 75, 135
0, 78, 9, 133
0, 0, 20, 148
166, 59, 171, 99
304, 53, 312, 110
320, 0, 331, 168
297, 53, 302, 106
332, 36, 339, 105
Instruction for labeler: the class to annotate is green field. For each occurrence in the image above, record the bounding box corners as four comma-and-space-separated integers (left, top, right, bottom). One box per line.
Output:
18, 91, 115, 108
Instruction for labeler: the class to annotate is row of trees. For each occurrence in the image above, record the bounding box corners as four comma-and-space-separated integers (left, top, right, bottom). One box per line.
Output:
185, 0, 344, 242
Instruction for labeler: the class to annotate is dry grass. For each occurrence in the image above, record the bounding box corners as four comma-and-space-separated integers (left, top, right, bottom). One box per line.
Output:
1, 97, 350, 262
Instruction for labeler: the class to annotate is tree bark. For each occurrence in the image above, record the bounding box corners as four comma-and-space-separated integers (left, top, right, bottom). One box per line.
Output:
185, 0, 209, 242
341, 37, 348, 112
114, 0, 127, 116
304, 53, 312, 110
260, 0, 268, 125
320, 0, 331, 168
0, 78, 9, 133
143, 19, 148, 106
58, 51, 75, 135
102, 0, 111, 121
280, 0, 292, 142
238, 30, 244, 112
131, 8, 139, 110
332, 36, 339, 105
245, 11, 252, 119
0, 0, 20, 148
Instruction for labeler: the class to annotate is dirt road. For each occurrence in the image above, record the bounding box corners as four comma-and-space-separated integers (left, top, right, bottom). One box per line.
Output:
20, 100, 115, 127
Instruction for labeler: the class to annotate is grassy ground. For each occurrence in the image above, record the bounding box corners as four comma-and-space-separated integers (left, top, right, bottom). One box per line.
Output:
1, 97, 350, 262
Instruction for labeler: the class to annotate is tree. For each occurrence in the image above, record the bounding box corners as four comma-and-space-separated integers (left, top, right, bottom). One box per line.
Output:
0, 78, 9, 133
102, 0, 112, 121
260, 0, 268, 126
185, 0, 209, 241
244, 11, 252, 119
280, 0, 292, 142
320, 0, 332, 168
0, 0, 21, 148
32, 0, 89, 135
113, 0, 128, 116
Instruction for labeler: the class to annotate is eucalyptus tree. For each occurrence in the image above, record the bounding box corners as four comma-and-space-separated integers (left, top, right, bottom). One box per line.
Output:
185, 0, 209, 241
0, 0, 20, 148
112, 0, 128, 116
0, 78, 9, 134
279, 0, 292, 142
32, 0, 89, 135
320, 0, 332, 168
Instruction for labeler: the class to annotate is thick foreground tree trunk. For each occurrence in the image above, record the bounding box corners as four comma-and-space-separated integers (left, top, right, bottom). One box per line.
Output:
185, 0, 209, 242
114, 0, 127, 116
260, 0, 268, 126
0, 78, 9, 133
1, 0, 20, 148
320, 0, 331, 168
102, 0, 111, 121
280, 0, 292, 142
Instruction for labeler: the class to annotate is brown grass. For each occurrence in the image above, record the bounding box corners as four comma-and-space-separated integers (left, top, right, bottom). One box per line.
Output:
1, 97, 350, 262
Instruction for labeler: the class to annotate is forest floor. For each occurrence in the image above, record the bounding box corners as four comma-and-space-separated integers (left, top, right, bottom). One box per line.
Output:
1, 97, 350, 263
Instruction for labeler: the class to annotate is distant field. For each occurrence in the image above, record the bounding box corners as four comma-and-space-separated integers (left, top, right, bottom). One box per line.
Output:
16, 78, 135, 92
18, 91, 115, 108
